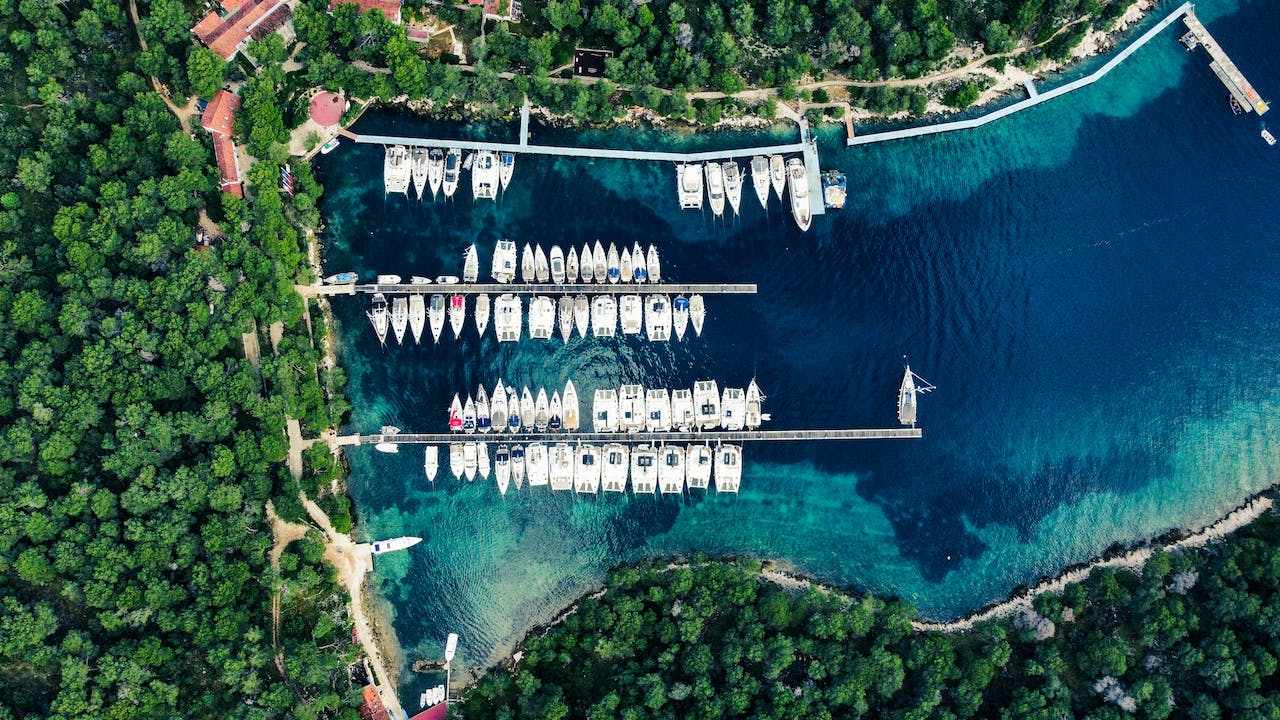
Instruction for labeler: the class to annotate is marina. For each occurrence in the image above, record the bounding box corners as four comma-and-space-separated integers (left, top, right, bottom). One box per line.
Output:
351, 428, 923, 445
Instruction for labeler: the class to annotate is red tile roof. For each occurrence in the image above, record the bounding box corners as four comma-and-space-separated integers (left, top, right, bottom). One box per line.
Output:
408, 703, 449, 720
200, 90, 241, 136
329, 0, 402, 24
212, 134, 243, 197
192, 0, 287, 59
200, 91, 244, 197
359, 685, 393, 720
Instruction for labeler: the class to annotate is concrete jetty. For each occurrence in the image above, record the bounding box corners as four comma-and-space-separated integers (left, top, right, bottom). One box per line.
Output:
1182, 9, 1268, 114
298, 282, 757, 297
341, 427, 922, 446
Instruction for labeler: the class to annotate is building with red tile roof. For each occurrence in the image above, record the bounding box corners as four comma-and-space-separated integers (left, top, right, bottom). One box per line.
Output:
359, 685, 393, 720
199, 90, 245, 198
329, 0, 402, 24
192, 0, 290, 60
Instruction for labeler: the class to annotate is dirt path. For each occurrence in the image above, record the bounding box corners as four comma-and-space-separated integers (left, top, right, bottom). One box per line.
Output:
266, 501, 312, 679
127, 0, 195, 133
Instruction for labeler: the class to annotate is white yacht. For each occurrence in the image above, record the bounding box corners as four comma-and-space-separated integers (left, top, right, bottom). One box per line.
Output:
580, 243, 595, 282
721, 387, 746, 431
672, 296, 689, 341
750, 155, 770, 209
689, 295, 705, 336
645, 295, 672, 342
671, 389, 695, 431
550, 246, 565, 284
534, 388, 550, 432
494, 444, 510, 495
499, 151, 514, 191
390, 296, 408, 344
442, 148, 461, 198
448, 293, 465, 339
563, 380, 580, 431
722, 161, 743, 215
745, 379, 764, 429
593, 240, 607, 283
631, 242, 647, 283
573, 295, 590, 338
686, 444, 713, 489
620, 247, 632, 285
408, 275, 431, 285
630, 445, 658, 494
566, 247, 578, 284
384, 146, 411, 195
528, 296, 555, 339
525, 443, 549, 487
677, 162, 704, 209
659, 445, 685, 495
714, 444, 742, 492
694, 380, 721, 429
593, 388, 618, 432
448, 394, 463, 433
520, 387, 535, 432
557, 296, 573, 343
704, 162, 725, 217
619, 384, 645, 433
646, 245, 660, 284
408, 295, 425, 344
534, 245, 549, 283
575, 444, 601, 494
769, 154, 786, 201
787, 157, 811, 232
474, 293, 490, 337
606, 243, 620, 283
505, 385, 521, 432
620, 295, 642, 335
645, 388, 670, 432
424, 445, 439, 483
477, 441, 490, 479
549, 444, 574, 491
494, 294, 522, 343
463, 244, 479, 283
510, 445, 525, 488
463, 441, 476, 481
462, 396, 477, 434
601, 444, 628, 493
411, 148, 429, 199
550, 391, 564, 432
476, 385, 492, 433
898, 364, 935, 427
591, 296, 617, 337
448, 442, 464, 479
521, 243, 535, 283
472, 150, 499, 200
490, 380, 508, 431
427, 149, 444, 198
492, 239, 517, 283
375, 274, 402, 284
367, 293, 388, 345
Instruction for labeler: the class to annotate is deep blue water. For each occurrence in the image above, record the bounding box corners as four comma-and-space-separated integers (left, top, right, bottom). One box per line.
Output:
314, 0, 1280, 697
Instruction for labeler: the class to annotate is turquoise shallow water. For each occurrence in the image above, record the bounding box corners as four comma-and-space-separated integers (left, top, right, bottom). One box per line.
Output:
313, 0, 1280, 698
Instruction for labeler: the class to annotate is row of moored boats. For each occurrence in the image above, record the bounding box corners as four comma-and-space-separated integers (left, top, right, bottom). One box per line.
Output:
383, 146, 514, 201
677, 155, 812, 231
492, 239, 665, 285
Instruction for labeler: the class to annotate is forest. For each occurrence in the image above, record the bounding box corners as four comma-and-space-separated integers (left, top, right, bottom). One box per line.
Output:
462, 507, 1280, 719
0, 0, 358, 718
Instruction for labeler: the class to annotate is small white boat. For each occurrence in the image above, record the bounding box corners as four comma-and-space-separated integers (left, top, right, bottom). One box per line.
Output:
534, 388, 550, 432
557, 295, 573, 343
1264, 128, 1277, 146
521, 243, 535, 283
499, 152, 515, 191
463, 441, 477, 481
442, 148, 461, 198
534, 245, 549, 283
573, 295, 589, 338
591, 296, 617, 337
462, 396, 477, 434
704, 162, 725, 217
520, 387, 535, 432
579, 243, 594, 282
787, 157, 811, 232
619, 384, 646, 432
525, 442, 549, 487
448, 294, 465, 339
714, 444, 742, 492
593, 388, 618, 432
646, 245, 660, 283
631, 242, 646, 283
492, 239, 517, 283
645, 388, 671, 432
686, 444, 713, 489
566, 247, 579, 284
528, 296, 555, 339
376, 274, 402, 284
494, 293, 522, 343
494, 444, 510, 495
769, 155, 786, 201
550, 245, 565, 284
677, 162, 704, 209
548, 391, 563, 432
659, 445, 685, 495
593, 240, 607, 284
671, 389, 695, 431
476, 441, 490, 479
575, 444, 601, 494
722, 161, 743, 215
448, 442, 464, 479
694, 380, 721, 429
506, 385, 521, 432
476, 384, 492, 433
721, 387, 746, 431
408, 295, 426, 344
384, 146, 411, 195
375, 442, 399, 453
367, 293, 388, 345
445, 634, 459, 664
427, 149, 444, 198
424, 445, 439, 483
448, 394, 463, 432
563, 379, 580, 431
320, 137, 340, 154
474, 293, 490, 337
549, 443, 574, 491
408, 276, 432, 285
435, 275, 460, 285
601, 443, 628, 492
898, 364, 935, 427
510, 445, 525, 488
644, 295, 671, 342
491, 380, 508, 431
672, 296, 689, 341
689, 294, 705, 336
745, 379, 764, 429
751, 155, 770, 209
620, 247, 632, 284
462, 244, 479, 283
631, 445, 658, 494
428, 294, 445, 343
472, 150, 499, 200
390, 296, 408, 345
606, 243, 620, 284
324, 271, 358, 284
411, 148, 429, 199
619, 295, 643, 335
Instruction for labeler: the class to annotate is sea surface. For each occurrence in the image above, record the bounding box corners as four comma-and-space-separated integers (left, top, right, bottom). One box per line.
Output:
313, 0, 1280, 700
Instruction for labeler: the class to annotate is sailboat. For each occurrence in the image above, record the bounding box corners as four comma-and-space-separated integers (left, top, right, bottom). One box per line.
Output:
750, 155, 770, 209
787, 157, 811, 232
631, 445, 658, 494
645, 388, 670, 432
646, 245, 660, 283
492, 239, 517, 282
521, 243, 535, 283
549, 391, 563, 432
714, 444, 742, 492
499, 152, 515, 191
476, 441, 490, 479
593, 388, 618, 432
722, 161, 742, 215
677, 162, 704, 209
631, 242, 647, 283
549, 443, 574, 491
672, 296, 689, 341
448, 394, 463, 432
620, 247, 632, 284
476, 385, 491, 433
423, 445, 439, 483
510, 445, 525, 488
462, 396, 477, 434
769, 155, 786, 201
427, 149, 444, 198
520, 387, 535, 432
528, 296, 555, 339
506, 385, 521, 432
721, 386, 746, 431
494, 294, 521, 343
579, 242, 595, 282
619, 384, 645, 432
463, 441, 477, 481
408, 294, 425, 344
367, 293, 388, 345
563, 380, 579, 432
593, 240, 607, 284
442, 148, 461, 198
574, 295, 589, 338
575, 444, 601, 494
490, 380, 508, 431
534, 388, 550, 432
602, 443, 628, 492
411, 148, 429, 199
686, 444, 713, 489
704, 162, 725, 217
745, 379, 765, 430
525, 443, 549, 487
689, 294, 705, 336
471, 150, 499, 200
550, 245, 565, 284
566, 247, 578, 284
644, 295, 671, 342
606, 243, 620, 283
474, 293, 490, 337
462, 244, 479, 283
534, 245, 549, 283
619, 294, 643, 335
448, 294, 465, 339
694, 380, 721, 429
591, 296, 616, 337
671, 389, 694, 431
659, 445, 685, 495
897, 363, 935, 427
383, 146, 411, 194
390, 296, 408, 344
495, 444, 510, 495
557, 296, 573, 343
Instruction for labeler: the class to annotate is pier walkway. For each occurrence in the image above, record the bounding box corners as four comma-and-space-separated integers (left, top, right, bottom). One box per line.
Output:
336, 427, 922, 446
1182, 9, 1268, 114
847, 2, 1194, 146
298, 282, 757, 297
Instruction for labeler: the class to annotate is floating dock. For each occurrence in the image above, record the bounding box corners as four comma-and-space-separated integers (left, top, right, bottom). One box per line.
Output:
1182, 9, 1268, 114
337, 427, 922, 446
300, 282, 757, 297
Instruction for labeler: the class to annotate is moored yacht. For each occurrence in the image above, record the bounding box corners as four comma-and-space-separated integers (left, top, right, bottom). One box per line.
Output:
510, 445, 525, 488
579, 242, 595, 282
659, 445, 685, 495
787, 157, 811, 232
566, 247, 579, 284
591, 296, 617, 337
494, 293, 522, 343
573, 295, 590, 338
601, 444, 628, 492
492, 239, 517, 283
898, 364, 935, 427
745, 379, 764, 429
472, 150, 499, 200
550, 246, 565, 284
722, 161, 743, 215
714, 444, 742, 492
534, 388, 550, 432
474, 293, 490, 337
490, 380, 508, 431
689, 295, 705, 336
671, 389, 695, 430
528, 296, 555, 339
557, 296, 573, 343
750, 155, 770, 209
464, 440, 477, 480
525, 443, 549, 487
367, 293, 389, 345
448, 294, 465, 339
449, 441, 464, 479
630, 445, 658, 494
462, 396, 477, 434
721, 387, 746, 431
694, 380, 721, 429
534, 245, 549, 283
477, 441, 490, 479
520, 387, 535, 432
677, 162, 704, 209
427, 149, 444, 198
606, 243, 620, 283
644, 295, 672, 341
442, 148, 461, 198
428, 294, 444, 342
593, 240, 606, 283
498, 151, 515, 191
646, 245, 660, 283
619, 295, 643, 335
672, 296, 689, 341
411, 148, 428, 199
620, 247, 632, 284
619, 384, 645, 432
575, 444, 601, 494
704, 162, 725, 216
563, 380, 579, 431
521, 243, 535, 283
645, 388, 671, 432
769, 154, 786, 201
506, 385, 521, 432
476, 385, 491, 433
686, 444, 713, 489
408, 294, 425, 343
494, 444, 510, 495
549, 444, 574, 491
462, 244, 479, 283
593, 388, 618, 432
631, 242, 647, 283
549, 392, 563, 432
448, 394, 463, 432
424, 445, 439, 483
384, 146, 411, 195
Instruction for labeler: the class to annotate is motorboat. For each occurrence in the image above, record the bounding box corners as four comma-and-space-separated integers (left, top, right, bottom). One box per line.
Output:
619, 295, 643, 335
721, 387, 746, 431
722, 161, 742, 215
646, 245, 660, 283
375, 274, 402, 285
591, 296, 617, 337
694, 380, 721, 429
462, 396, 477, 434
566, 247, 578, 284
645, 388, 670, 432
408, 295, 425, 343
510, 445, 525, 488
476, 385, 492, 433
620, 247, 632, 284
442, 148, 460, 198
528, 296, 555, 339
463, 244, 479, 283
573, 295, 590, 338
506, 385, 521, 432
769, 154, 786, 201
494, 294, 521, 343
659, 445, 685, 495
618, 384, 645, 432
423, 445, 439, 483
606, 243, 620, 283
593, 240, 607, 283
557, 296, 573, 343
435, 275, 460, 285
521, 243, 535, 283
671, 389, 694, 431
563, 380, 579, 431
704, 162, 725, 217
490, 380, 508, 431
448, 394, 463, 432
384, 146, 411, 195
448, 442, 463, 479
822, 169, 847, 210
750, 155, 770, 209
492, 239, 517, 283
428, 294, 445, 343
550, 246, 565, 284
601, 443, 628, 492
689, 295, 705, 336
494, 444, 510, 495
686, 444, 713, 489
411, 148, 428, 199
644, 295, 671, 342
580, 243, 594, 282
519, 387, 535, 432
714, 444, 742, 492
320, 137, 340, 154
499, 151, 514, 191
525, 443, 549, 487
630, 445, 658, 494
367, 293, 388, 345
476, 441, 490, 479
549, 444, 574, 491
408, 276, 432, 285
677, 162, 704, 209
448, 294, 465, 339
324, 271, 358, 284
427, 149, 444, 198
787, 157, 811, 232
474, 293, 490, 337
575, 444, 601, 494
631, 242, 646, 283
533, 388, 550, 432
898, 364, 935, 427
463, 441, 477, 481
472, 150, 499, 200
593, 388, 618, 432
534, 245, 549, 283
672, 296, 689, 341
745, 380, 764, 429
549, 391, 563, 432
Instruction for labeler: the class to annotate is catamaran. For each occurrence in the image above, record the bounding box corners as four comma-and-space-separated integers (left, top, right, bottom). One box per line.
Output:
750, 155, 770, 209
549, 444, 574, 491
534, 245, 549, 283
384, 146, 411, 195
897, 363, 935, 427
550, 245, 565, 284
499, 151, 515, 191
476, 385, 491, 433
566, 247, 578, 284
671, 389, 694, 430
528, 296, 555, 339
631, 242, 647, 283
463, 244, 479, 283
722, 161, 743, 215
367, 293, 389, 345
704, 162, 726, 217
492, 239, 517, 282
646, 245, 660, 283
557, 296, 573, 343
575, 444, 601, 494
474, 293, 490, 337
490, 380, 508, 431
619, 384, 645, 433
411, 148, 429, 199
494, 444, 510, 495
448, 442, 464, 479
494, 293, 521, 342
563, 380, 579, 431
631, 445, 658, 494
442, 148, 461, 198
694, 380, 721, 429
463, 441, 477, 481
689, 294, 705, 336
620, 295, 643, 335
593, 240, 607, 283
534, 388, 550, 432
408, 295, 425, 343
573, 295, 589, 338
673, 296, 690, 341
721, 387, 746, 431
391, 296, 408, 344
645, 388, 671, 432
521, 243, 535, 283
606, 243, 620, 283
510, 445, 525, 488
472, 150, 499, 200
677, 163, 704, 209
448, 294, 465, 339
424, 445, 439, 483
787, 157, 811, 231
593, 388, 618, 432
591, 296, 617, 337
602, 443, 628, 492
579, 242, 594, 282
714, 444, 742, 492
427, 149, 444, 198
645, 295, 672, 341
525, 443, 549, 487
769, 154, 786, 201
745, 379, 764, 429
659, 445, 685, 495
686, 444, 713, 489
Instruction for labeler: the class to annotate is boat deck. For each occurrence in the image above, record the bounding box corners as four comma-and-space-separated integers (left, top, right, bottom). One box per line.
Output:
1183, 10, 1268, 114
300, 282, 758, 297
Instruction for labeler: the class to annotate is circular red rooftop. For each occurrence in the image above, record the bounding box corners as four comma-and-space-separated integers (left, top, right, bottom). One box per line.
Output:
309, 92, 344, 127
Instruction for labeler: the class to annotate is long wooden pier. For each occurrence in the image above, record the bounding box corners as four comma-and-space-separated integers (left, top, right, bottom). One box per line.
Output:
1182, 9, 1269, 114
337, 427, 922, 446
298, 282, 757, 297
